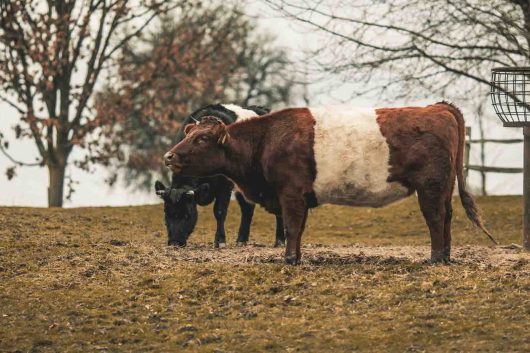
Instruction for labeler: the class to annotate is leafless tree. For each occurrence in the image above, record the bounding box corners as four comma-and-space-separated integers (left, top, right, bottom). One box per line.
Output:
265, 0, 529, 100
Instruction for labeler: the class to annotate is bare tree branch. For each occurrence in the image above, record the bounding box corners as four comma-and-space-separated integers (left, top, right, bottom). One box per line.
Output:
0, 141, 43, 166
265, 0, 530, 102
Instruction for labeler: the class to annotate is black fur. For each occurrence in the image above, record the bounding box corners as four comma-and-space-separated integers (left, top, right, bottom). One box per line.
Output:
156, 104, 284, 247
304, 191, 319, 209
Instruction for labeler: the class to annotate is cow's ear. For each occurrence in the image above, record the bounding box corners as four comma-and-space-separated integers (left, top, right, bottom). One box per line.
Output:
155, 180, 166, 192
155, 180, 167, 197
184, 124, 195, 135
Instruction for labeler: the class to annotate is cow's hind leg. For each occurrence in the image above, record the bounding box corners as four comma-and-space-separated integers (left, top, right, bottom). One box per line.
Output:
443, 196, 453, 262
407, 135, 452, 263
442, 170, 456, 262
213, 187, 231, 248
235, 191, 255, 245
417, 185, 447, 263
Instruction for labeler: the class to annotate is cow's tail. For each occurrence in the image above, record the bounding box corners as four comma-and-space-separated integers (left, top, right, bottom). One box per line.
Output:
439, 101, 498, 245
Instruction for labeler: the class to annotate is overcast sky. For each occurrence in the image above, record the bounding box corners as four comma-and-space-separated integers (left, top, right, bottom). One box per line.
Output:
0, 1, 524, 207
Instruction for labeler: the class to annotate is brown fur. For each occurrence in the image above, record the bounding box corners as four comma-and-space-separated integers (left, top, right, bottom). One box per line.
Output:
222, 109, 316, 211
376, 102, 496, 261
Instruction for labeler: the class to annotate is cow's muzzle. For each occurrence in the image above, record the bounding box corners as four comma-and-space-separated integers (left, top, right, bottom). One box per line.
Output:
164, 151, 175, 165
163, 151, 184, 173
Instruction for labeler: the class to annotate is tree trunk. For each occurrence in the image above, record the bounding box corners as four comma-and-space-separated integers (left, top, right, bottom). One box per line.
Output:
47, 161, 66, 207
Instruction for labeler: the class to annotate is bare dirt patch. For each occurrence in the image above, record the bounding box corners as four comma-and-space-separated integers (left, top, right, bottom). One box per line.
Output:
161, 242, 530, 268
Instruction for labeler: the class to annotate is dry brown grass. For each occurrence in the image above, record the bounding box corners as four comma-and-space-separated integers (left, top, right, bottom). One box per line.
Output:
1, 196, 529, 352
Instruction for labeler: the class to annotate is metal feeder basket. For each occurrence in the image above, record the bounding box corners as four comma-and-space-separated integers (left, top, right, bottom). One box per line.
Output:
491, 67, 530, 127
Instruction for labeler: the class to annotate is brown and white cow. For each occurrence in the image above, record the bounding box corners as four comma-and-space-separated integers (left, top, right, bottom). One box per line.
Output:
163, 102, 496, 265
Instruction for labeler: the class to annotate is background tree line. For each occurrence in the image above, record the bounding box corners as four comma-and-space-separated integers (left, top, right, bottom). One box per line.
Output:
0, 0, 300, 207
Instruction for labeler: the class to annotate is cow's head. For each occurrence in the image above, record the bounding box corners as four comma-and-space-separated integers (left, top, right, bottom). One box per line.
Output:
155, 180, 209, 246
163, 116, 229, 177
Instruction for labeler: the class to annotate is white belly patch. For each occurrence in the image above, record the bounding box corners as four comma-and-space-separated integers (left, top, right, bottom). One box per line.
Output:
311, 106, 409, 207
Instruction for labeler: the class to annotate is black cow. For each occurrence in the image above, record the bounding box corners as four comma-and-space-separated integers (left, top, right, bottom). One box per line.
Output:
155, 104, 285, 248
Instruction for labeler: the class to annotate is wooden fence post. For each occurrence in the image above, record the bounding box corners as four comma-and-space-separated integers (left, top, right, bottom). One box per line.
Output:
465, 127, 471, 182
523, 127, 530, 250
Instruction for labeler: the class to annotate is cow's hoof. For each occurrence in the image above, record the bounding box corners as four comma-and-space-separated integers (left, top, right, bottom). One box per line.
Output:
430, 253, 450, 264
215, 242, 226, 249
274, 239, 285, 247
236, 241, 247, 247
284, 254, 300, 265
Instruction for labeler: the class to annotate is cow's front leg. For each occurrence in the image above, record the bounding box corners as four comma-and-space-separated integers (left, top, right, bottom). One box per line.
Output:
274, 216, 285, 247
213, 188, 231, 248
235, 191, 255, 245
280, 195, 308, 265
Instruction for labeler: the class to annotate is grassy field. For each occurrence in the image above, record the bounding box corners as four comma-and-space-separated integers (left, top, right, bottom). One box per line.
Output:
1, 196, 529, 352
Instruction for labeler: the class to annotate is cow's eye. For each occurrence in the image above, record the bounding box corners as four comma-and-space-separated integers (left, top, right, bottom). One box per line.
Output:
197, 135, 209, 144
